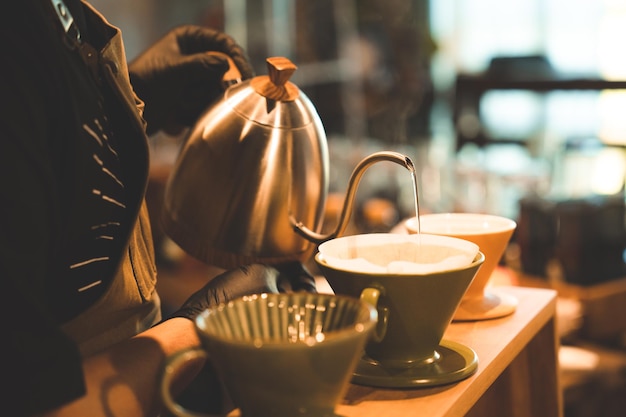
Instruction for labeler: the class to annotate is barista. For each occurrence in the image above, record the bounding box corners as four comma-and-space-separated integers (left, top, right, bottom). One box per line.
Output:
0, 1, 315, 416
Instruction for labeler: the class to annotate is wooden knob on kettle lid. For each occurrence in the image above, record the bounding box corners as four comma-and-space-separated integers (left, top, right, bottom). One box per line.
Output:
251, 56, 300, 101
267, 57, 296, 86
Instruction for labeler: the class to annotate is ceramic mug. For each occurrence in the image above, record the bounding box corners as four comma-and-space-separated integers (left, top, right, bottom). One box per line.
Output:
315, 233, 483, 369
407, 213, 517, 321
160, 292, 377, 417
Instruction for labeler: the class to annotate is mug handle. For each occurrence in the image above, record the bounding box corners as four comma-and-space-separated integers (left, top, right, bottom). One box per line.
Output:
161, 348, 224, 417
360, 287, 388, 343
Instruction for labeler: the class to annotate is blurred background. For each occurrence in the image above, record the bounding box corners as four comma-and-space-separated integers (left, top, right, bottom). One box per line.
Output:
90, 1, 626, 415
92, 0, 626, 235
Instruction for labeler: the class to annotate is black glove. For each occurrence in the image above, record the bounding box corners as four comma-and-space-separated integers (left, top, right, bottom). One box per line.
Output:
129, 25, 255, 135
273, 261, 317, 294
171, 262, 317, 321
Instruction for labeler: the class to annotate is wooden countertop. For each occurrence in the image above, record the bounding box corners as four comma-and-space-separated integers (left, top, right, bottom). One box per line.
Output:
222, 284, 560, 417
334, 285, 560, 417
158, 261, 560, 417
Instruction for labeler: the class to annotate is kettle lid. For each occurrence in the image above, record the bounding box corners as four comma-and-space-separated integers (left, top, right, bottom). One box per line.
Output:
225, 57, 318, 128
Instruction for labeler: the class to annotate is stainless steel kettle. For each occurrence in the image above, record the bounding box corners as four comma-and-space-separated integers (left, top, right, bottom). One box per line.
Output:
161, 56, 414, 269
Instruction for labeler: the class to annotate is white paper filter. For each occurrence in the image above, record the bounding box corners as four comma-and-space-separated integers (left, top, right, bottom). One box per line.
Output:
318, 233, 479, 274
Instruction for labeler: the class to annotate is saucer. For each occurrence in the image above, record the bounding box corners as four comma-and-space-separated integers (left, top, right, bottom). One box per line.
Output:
351, 340, 478, 388
452, 289, 518, 321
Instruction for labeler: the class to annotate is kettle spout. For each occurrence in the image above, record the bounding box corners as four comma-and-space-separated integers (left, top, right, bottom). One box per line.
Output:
291, 151, 416, 244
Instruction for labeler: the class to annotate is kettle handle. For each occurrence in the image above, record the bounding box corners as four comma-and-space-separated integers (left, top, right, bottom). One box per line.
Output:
206, 51, 242, 87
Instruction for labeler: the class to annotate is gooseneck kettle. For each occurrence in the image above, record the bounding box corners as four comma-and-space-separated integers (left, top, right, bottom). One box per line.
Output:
161, 56, 414, 269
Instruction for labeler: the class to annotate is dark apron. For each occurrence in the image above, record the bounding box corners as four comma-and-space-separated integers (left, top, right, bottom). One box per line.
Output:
61, 1, 160, 357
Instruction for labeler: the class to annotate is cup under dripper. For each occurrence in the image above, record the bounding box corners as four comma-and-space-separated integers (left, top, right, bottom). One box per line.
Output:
407, 213, 518, 321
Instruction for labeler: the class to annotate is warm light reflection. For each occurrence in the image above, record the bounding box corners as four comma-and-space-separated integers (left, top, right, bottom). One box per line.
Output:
598, 8, 626, 79
597, 2, 626, 146
590, 148, 626, 195
200, 88, 251, 140
598, 90, 626, 145
558, 147, 626, 196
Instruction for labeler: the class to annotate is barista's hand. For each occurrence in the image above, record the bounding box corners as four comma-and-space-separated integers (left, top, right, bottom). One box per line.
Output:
129, 25, 254, 135
171, 262, 317, 321
273, 261, 318, 294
